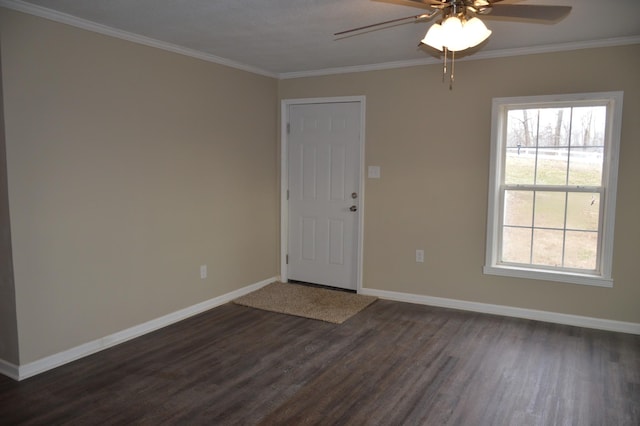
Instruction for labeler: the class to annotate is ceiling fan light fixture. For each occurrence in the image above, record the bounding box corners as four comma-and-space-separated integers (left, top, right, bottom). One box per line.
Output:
422, 13, 492, 90
422, 15, 492, 52
421, 22, 445, 51
441, 16, 468, 51
336, 1, 572, 90
463, 17, 492, 48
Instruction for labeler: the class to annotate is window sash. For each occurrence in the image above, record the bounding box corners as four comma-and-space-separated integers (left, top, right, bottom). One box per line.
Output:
497, 185, 605, 274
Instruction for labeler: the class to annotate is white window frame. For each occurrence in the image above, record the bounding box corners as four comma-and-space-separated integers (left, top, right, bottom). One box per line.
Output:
484, 92, 623, 287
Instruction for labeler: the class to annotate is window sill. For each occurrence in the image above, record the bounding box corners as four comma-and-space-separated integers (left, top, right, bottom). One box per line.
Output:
483, 264, 613, 288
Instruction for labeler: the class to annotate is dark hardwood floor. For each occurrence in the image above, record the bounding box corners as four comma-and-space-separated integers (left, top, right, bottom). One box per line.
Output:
1, 299, 639, 425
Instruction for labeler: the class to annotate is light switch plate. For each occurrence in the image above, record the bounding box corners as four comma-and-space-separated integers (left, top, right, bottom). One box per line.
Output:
368, 166, 381, 179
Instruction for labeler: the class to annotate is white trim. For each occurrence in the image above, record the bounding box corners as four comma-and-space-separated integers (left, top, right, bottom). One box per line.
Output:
357, 100, 366, 294
0, 0, 278, 78
483, 265, 613, 288
360, 287, 640, 335
4, 275, 637, 382
2, 0, 638, 81
5, 276, 277, 381
279, 36, 640, 79
0, 359, 20, 381
280, 102, 290, 284
280, 97, 366, 292
280, 58, 443, 79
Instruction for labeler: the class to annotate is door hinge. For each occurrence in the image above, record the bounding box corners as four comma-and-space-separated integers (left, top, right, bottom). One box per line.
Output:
287, 123, 290, 134
286, 254, 289, 264
287, 189, 289, 200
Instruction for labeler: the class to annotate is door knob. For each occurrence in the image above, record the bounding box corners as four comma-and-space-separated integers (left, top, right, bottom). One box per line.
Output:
350, 205, 358, 212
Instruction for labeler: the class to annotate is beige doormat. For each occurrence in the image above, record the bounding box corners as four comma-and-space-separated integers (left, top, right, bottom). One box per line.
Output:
233, 282, 377, 324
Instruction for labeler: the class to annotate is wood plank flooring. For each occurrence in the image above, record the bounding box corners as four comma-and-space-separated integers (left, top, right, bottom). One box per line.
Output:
1, 299, 639, 425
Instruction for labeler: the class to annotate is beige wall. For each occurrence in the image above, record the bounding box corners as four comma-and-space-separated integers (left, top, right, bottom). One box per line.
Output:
1, 5, 638, 369
1, 9, 279, 364
279, 44, 640, 323
0, 36, 20, 365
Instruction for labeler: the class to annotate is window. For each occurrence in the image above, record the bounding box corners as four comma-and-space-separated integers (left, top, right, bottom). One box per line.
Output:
484, 92, 623, 287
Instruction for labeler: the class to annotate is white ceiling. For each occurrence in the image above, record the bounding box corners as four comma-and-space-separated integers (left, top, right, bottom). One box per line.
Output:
3, 0, 640, 78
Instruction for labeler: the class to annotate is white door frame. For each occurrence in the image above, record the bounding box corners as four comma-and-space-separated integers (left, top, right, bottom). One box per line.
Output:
280, 96, 366, 292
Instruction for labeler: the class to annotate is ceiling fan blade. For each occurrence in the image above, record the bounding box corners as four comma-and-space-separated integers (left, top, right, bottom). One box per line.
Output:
403, 0, 508, 6
375, 0, 440, 9
334, 12, 437, 36
484, 5, 572, 22
404, 0, 449, 6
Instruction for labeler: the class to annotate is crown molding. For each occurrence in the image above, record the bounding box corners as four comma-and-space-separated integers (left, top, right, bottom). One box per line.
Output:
278, 35, 640, 79
2, 0, 638, 81
279, 57, 442, 80
0, 0, 279, 79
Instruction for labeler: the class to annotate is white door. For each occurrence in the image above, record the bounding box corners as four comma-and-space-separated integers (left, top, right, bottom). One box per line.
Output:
286, 101, 362, 290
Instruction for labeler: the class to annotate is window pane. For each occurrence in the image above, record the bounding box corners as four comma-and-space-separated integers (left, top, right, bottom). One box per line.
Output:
504, 190, 533, 227
566, 193, 600, 231
569, 106, 606, 186
536, 148, 569, 185
570, 106, 607, 148
532, 229, 564, 267
534, 192, 566, 229
568, 147, 603, 186
538, 108, 571, 147
564, 231, 598, 270
505, 151, 535, 184
507, 109, 538, 149
505, 109, 537, 185
502, 227, 531, 264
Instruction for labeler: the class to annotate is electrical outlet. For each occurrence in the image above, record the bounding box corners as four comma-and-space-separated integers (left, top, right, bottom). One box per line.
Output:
416, 250, 424, 263
200, 264, 207, 279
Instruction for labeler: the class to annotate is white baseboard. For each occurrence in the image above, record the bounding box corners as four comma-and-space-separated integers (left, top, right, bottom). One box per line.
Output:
9, 276, 278, 381
359, 287, 640, 335
0, 359, 20, 381
6, 278, 636, 381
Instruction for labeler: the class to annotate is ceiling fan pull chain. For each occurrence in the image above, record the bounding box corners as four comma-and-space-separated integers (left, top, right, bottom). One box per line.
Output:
449, 50, 455, 90
442, 47, 448, 83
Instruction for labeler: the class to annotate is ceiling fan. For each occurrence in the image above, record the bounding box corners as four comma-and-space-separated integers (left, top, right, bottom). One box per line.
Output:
335, 0, 572, 88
